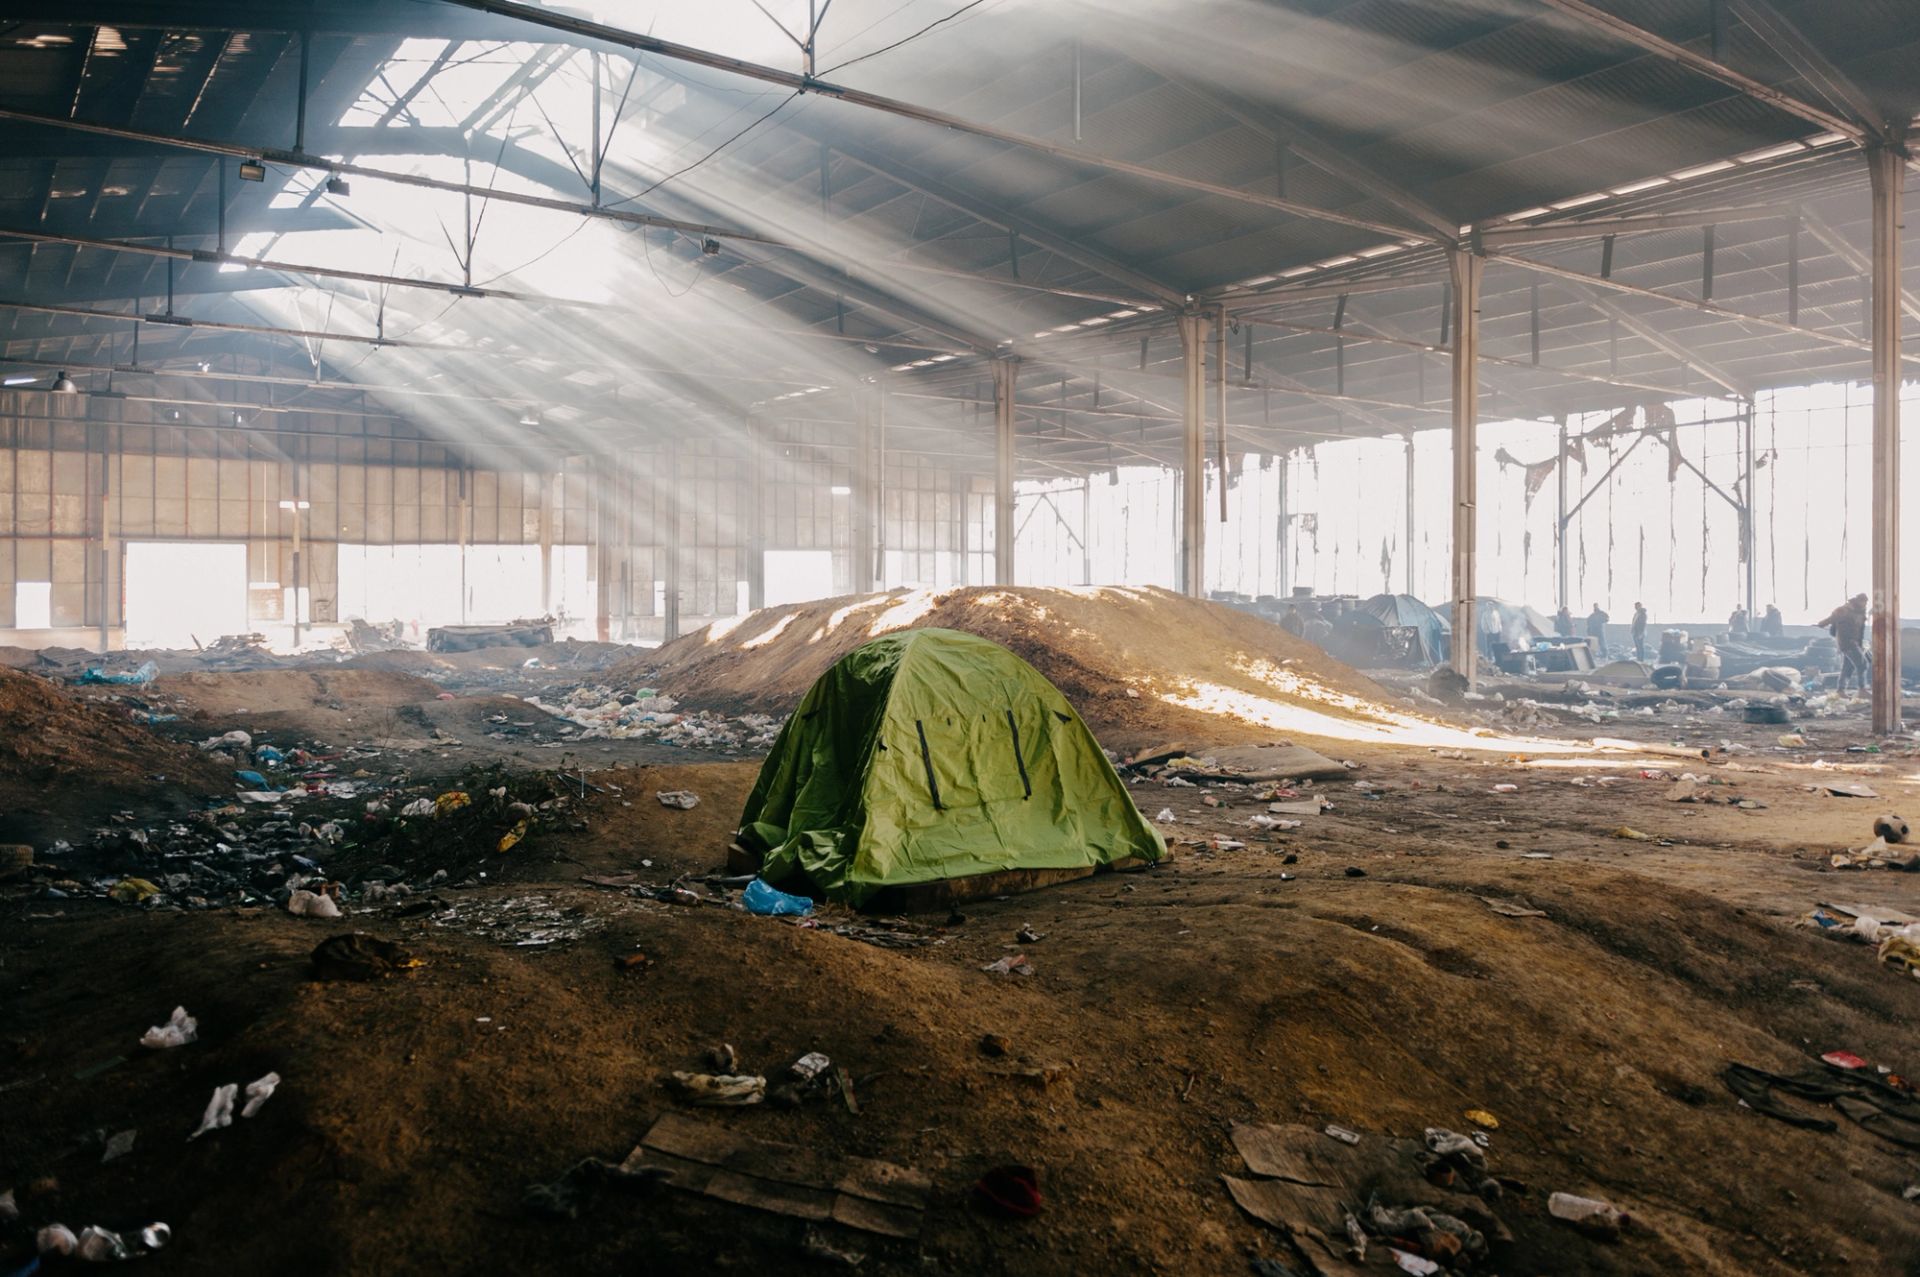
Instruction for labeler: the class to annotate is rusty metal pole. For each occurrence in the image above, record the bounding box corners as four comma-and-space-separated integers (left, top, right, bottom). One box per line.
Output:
1449, 248, 1483, 685
1868, 142, 1904, 733
1178, 310, 1208, 597
993, 356, 1017, 585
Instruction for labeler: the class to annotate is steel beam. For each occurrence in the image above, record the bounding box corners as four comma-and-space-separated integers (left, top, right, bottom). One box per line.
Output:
993, 356, 1017, 585
1536, 0, 1868, 143
1497, 250, 1920, 368
1475, 204, 1794, 248
1724, 0, 1892, 138
809, 137, 1189, 308
0, 106, 768, 246
1449, 249, 1482, 684
440, 0, 1429, 242
1797, 210, 1920, 325
1868, 143, 1903, 733
1178, 310, 1208, 597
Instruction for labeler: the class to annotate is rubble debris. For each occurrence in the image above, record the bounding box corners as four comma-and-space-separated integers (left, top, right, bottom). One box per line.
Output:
622, 1111, 930, 1237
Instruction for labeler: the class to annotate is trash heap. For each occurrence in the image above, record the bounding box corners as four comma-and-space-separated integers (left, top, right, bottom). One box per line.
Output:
2, 749, 585, 914
527, 686, 783, 752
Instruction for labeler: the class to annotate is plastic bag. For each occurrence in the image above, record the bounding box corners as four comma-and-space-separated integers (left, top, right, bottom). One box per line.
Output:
743, 879, 813, 917
140, 1006, 198, 1050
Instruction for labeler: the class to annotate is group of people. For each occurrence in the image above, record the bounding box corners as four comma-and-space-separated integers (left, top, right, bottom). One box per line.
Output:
1552, 597, 1864, 688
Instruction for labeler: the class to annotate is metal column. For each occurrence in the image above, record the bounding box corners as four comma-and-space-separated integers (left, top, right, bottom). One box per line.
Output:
1741, 402, 1757, 617
1555, 417, 1570, 613
538, 470, 555, 616
1869, 143, 1904, 733
1276, 452, 1290, 597
1178, 310, 1208, 597
1403, 435, 1416, 596
993, 357, 1018, 585
746, 417, 766, 612
1449, 249, 1483, 684
850, 384, 877, 596
662, 440, 681, 642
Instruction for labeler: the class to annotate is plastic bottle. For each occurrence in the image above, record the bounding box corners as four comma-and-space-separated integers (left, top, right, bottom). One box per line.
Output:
1548, 1191, 1630, 1239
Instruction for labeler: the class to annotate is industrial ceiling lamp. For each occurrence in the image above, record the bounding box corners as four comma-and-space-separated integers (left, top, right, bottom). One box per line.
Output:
238, 159, 266, 182
325, 175, 350, 196
50, 370, 78, 393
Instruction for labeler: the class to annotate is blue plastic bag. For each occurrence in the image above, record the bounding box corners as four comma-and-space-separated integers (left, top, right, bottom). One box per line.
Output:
256, 745, 286, 766
743, 878, 813, 917
234, 769, 272, 789
80, 660, 158, 686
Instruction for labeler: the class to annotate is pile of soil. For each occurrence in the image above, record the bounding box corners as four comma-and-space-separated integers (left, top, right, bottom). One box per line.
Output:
613, 586, 1412, 751
0, 668, 227, 842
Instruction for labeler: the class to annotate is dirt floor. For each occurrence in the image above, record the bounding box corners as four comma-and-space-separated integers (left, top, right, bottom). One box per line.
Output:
4, 594, 1920, 1275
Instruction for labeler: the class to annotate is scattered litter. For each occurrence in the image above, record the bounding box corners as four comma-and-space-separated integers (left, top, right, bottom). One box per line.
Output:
1390, 1250, 1440, 1276
139, 1006, 197, 1050
1268, 799, 1329, 817
1016, 924, 1044, 943
1821, 1051, 1869, 1070
1480, 896, 1546, 918
1490, 783, 1518, 794
107, 877, 160, 904
1611, 827, 1651, 841
286, 888, 342, 919
742, 878, 813, 917
240, 1071, 280, 1118
983, 954, 1036, 977
1154, 807, 1177, 823
1876, 814, 1911, 844
189, 1083, 238, 1140
621, 1111, 929, 1237
100, 1129, 136, 1164
1547, 1191, 1631, 1239
1464, 1109, 1499, 1130
1522, 851, 1554, 859
1813, 782, 1880, 799
789, 1052, 832, 1082
664, 1072, 767, 1107
656, 790, 700, 810
1323, 1124, 1361, 1145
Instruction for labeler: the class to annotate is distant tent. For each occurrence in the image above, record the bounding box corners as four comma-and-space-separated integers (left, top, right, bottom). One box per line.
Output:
737, 628, 1165, 906
1335, 593, 1451, 664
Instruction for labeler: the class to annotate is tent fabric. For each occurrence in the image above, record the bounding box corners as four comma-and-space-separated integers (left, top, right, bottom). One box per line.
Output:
738, 628, 1165, 905
1342, 593, 1451, 663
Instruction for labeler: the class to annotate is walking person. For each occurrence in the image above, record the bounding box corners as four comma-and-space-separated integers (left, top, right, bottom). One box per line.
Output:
1585, 603, 1610, 659
1818, 594, 1871, 695
1631, 602, 1648, 661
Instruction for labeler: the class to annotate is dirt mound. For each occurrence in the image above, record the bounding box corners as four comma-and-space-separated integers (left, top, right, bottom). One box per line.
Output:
612, 586, 1435, 752
153, 669, 444, 718
0, 667, 227, 841
335, 650, 457, 676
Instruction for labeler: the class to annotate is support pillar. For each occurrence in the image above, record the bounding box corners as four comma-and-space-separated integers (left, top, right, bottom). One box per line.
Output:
1403, 434, 1416, 597
538, 470, 555, 617
850, 384, 877, 596
662, 440, 681, 642
1555, 416, 1570, 614
293, 442, 309, 644
1869, 142, 1904, 733
1178, 310, 1208, 597
1741, 402, 1757, 617
746, 417, 766, 612
592, 466, 613, 642
993, 357, 1017, 586
1449, 248, 1483, 684
1276, 452, 1289, 597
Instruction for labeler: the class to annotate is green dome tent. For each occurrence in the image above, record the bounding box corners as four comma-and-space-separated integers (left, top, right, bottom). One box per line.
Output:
737, 628, 1165, 906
